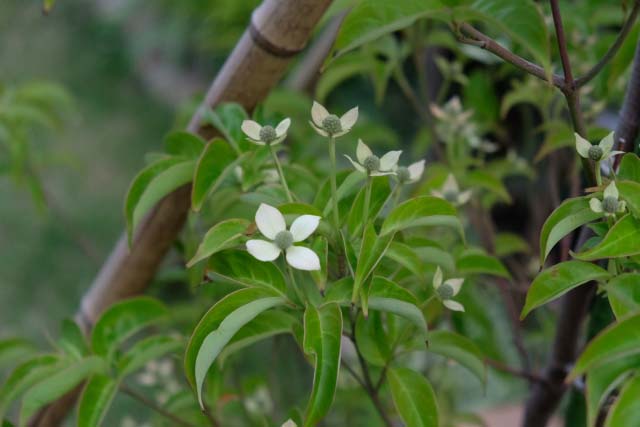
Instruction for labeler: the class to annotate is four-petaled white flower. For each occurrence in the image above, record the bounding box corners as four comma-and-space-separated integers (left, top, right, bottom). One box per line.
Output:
590, 181, 626, 217
241, 118, 291, 145
395, 160, 426, 184
310, 101, 358, 137
246, 204, 321, 271
575, 131, 622, 162
433, 267, 465, 312
345, 139, 402, 176
431, 174, 472, 206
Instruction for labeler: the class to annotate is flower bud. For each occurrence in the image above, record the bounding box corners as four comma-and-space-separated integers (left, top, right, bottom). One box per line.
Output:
602, 196, 619, 214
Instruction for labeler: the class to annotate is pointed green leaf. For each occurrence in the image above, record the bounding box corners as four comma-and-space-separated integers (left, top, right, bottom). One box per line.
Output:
19, 356, 105, 427
617, 181, 640, 218
58, 319, 88, 360
388, 367, 439, 427
184, 288, 284, 407
456, 249, 510, 278
163, 131, 205, 158
607, 273, 640, 319
521, 261, 610, 319
575, 215, 640, 261
428, 330, 486, 385
91, 297, 168, 358
380, 196, 461, 237
77, 374, 118, 427
117, 335, 183, 377
191, 138, 241, 211
347, 176, 391, 236
618, 153, 640, 183
207, 250, 287, 294
539, 196, 601, 264
187, 219, 250, 267
303, 303, 342, 427
605, 375, 640, 427
353, 223, 394, 308
0, 339, 35, 370
368, 277, 427, 340
570, 313, 640, 380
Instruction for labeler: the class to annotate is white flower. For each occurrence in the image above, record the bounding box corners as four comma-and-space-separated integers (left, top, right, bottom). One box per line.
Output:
241, 118, 291, 145
590, 181, 626, 217
281, 420, 297, 427
432, 267, 465, 312
309, 101, 358, 137
575, 131, 623, 162
431, 174, 472, 206
246, 204, 321, 271
395, 160, 426, 184
345, 139, 402, 176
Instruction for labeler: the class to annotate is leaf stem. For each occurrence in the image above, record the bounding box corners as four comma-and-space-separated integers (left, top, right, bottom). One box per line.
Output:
268, 144, 293, 203
120, 384, 202, 427
328, 136, 340, 228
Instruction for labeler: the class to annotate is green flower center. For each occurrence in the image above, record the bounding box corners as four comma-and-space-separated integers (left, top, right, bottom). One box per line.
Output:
322, 115, 342, 135
274, 230, 294, 250
259, 125, 277, 143
588, 145, 603, 161
443, 191, 458, 203
396, 167, 411, 183
363, 155, 380, 172
437, 283, 454, 300
602, 196, 619, 213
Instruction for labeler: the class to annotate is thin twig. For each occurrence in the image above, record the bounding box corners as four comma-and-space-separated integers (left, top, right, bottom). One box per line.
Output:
457, 23, 565, 89
486, 359, 549, 386
120, 384, 199, 427
576, 0, 640, 87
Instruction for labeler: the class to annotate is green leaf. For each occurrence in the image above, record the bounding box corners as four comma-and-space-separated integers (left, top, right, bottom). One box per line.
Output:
191, 138, 241, 211
355, 312, 390, 366
91, 297, 168, 358
607, 273, 640, 319
126, 159, 196, 243
117, 335, 183, 377
495, 232, 530, 257
0, 355, 61, 420
457, 0, 551, 73
58, 319, 88, 360
539, 196, 601, 265
605, 375, 640, 427
303, 303, 342, 427
618, 153, 640, 183
124, 157, 186, 243
617, 181, 640, 218
388, 367, 439, 427
385, 242, 424, 276
207, 250, 287, 295
333, 0, 446, 61
184, 288, 284, 407
219, 311, 297, 364
380, 196, 462, 237
464, 170, 511, 203
570, 313, 640, 380
586, 354, 640, 427
187, 219, 250, 267
428, 330, 486, 384
0, 339, 35, 369
203, 103, 248, 153
353, 223, 394, 308
163, 131, 205, 158
368, 277, 428, 340
77, 374, 118, 427
347, 176, 391, 235
574, 215, 640, 261
19, 356, 105, 427
456, 249, 510, 278
521, 261, 610, 319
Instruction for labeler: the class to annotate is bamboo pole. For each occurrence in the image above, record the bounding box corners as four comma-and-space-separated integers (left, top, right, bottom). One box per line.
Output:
29, 1, 333, 425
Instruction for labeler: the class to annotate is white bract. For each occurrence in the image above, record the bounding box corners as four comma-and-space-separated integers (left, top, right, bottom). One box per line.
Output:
590, 181, 626, 217
246, 203, 321, 271
310, 101, 358, 137
345, 139, 402, 176
575, 131, 622, 162
433, 267, 465, 312
432, 174, 472, 206
241, 118, 291, 145
395, 160, 426, 184
281, 420, 297, 427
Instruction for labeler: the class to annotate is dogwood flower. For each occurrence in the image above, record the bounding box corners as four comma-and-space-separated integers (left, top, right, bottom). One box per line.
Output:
575, 131, 622, 162
246, 204, 321, 271
310, 101, 358, 137
241, 118, 291, 145
432, 174, 472, 206
395, 160, 426, 184
281, 420, 297, 427
590, 181, 626, 217
433, 267, 465, 312
345, 140, 401, 176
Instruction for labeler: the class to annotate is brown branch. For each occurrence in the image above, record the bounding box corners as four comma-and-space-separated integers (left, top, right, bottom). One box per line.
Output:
29, 1, 334, 426
576, 0, 640, 88
457, 23, 565, 89
486, 359, 549, 386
